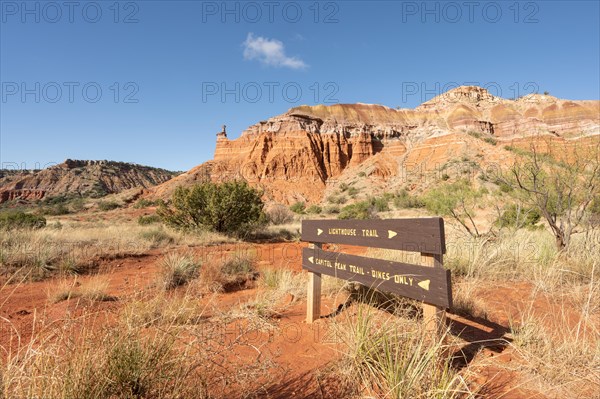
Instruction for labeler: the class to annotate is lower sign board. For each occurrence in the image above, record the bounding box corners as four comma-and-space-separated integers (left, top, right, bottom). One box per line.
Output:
302, 247, 452, 309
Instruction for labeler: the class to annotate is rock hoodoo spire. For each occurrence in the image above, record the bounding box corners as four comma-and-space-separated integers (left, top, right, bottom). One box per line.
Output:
216, 124, 228, 139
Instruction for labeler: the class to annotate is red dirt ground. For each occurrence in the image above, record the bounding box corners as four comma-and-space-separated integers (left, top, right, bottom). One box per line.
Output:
0, 241, 593, 398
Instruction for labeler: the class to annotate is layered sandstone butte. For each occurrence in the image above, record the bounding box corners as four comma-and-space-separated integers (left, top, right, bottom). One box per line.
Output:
150, 86, 600, 204
0, 160, 179, 203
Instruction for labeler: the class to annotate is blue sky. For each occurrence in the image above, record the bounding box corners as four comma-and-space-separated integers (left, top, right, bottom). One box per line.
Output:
1, 0, 599, 171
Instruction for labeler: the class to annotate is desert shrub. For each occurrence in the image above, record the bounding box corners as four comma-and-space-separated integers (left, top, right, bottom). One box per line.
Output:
39, 195, 74, 215
483, 137, 497, 146
324, 205, 340, 214
327, 195, 348, 205
50, 276, 115, 303
139, 228, 175, 246
0, 211, 46, 230
133, 198, 157, 209
258, 268, 308, 303
468, 131, 497, 146
347, 187, 359, 197
158, 253, 201, 290
393, 189, 425, 209
590, 197, 600, 227
49, 221, 63, 230
589, 197, 600, 215
497, 181, 513, 193
40, 203, 70, 216
158, 181, 266, 237
507, 308, 600, 397
138, 215, 161, 225
369, 197, 390, 212
289, 201, 306, 214
358, 171, 366, 177
339, 183, 349, 192
220, 253, 256, 276
306, 205, 322, 214
266, 204, 294, 225
496, 204, 541, 229
98, 201, 120, 211
381, 192, 394, 201
70, 197, 86, 212
41, 195, 68, 205
338, 201, 375, 220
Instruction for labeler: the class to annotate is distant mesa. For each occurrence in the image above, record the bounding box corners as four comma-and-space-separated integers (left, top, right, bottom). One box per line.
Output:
147, 85, 599, 205
0, 160, 179, 204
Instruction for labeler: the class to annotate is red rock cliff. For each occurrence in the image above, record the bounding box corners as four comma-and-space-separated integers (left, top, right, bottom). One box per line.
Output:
151, 86, 599, 204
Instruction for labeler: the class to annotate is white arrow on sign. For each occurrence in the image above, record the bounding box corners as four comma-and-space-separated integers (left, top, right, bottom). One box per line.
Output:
388, 230, 397, 239
317, 228, 323, 236
418, 279, 430, 291
308, 256, 314, 264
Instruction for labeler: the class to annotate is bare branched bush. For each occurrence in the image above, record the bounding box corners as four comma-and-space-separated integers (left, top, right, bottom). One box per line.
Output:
265, 204, 294, 225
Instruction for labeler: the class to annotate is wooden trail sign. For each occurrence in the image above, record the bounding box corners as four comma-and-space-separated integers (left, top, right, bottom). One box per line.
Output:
301, 218, 446, 255
301, 217, 452, 335
302, 247, 452, 308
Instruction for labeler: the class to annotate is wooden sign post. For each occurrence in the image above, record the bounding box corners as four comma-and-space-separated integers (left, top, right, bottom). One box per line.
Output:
306, 242, 322, 324
301, 218, 451, 335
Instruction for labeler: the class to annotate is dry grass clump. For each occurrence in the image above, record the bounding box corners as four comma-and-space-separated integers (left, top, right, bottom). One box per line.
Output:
254, 268, 354, 320
158, 252, 201, 290
220, 252, 256, 276
450, 279, 488, 319
259, 268, 306, 299
78, 277, 116, 302
137, 226, 176, 247
1, 316, 208, 398
48, 276, 115, 303
122, 291, 209, 328
48, 278, 79, 303
193, 252, 258, 294
507, 302, 600, 398
331, 302, 475, 399
214, 268, 308, 324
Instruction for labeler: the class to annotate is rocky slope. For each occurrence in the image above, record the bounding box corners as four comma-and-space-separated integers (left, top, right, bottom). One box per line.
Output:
150, 86, 600, 204
0, 160, 179, 203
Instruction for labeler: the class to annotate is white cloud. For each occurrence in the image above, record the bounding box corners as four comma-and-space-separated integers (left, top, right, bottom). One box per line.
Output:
242, 33, 307, 70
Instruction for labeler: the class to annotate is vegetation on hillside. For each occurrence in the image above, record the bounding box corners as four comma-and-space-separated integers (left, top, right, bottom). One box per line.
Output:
0, 211, 46, 230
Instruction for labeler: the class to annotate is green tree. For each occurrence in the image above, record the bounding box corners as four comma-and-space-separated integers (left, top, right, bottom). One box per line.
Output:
498, 143, 600, 249
157, 181, 265, 237
423, 180, 483, 237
